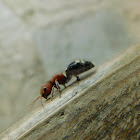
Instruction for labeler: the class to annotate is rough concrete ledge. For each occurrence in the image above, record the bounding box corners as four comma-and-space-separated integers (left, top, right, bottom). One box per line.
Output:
0, 45, 140, 140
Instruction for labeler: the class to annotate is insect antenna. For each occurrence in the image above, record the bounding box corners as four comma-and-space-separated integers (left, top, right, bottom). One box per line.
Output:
28, 96, 44, 109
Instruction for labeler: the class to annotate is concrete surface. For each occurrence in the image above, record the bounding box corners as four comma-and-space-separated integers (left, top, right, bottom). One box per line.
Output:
0, 0, 140, 132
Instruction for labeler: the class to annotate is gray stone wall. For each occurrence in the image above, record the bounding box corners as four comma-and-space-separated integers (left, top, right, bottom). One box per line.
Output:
0, 0, 139, 131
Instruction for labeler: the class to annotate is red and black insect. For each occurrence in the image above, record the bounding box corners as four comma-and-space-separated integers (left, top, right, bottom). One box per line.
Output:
32, 60, 94, 106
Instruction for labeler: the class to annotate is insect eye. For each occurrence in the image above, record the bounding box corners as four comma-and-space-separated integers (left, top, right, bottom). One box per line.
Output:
44, 87, 47, 91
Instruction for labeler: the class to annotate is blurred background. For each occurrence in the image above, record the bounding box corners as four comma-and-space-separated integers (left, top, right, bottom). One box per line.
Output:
0, 0, 140, 132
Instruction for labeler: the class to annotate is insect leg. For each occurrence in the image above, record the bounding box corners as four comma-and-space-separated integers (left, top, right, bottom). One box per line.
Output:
75, 75, 80, 82
63, 84, 66, 88
51, 86, 55, 100
55, 79, 61, 97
